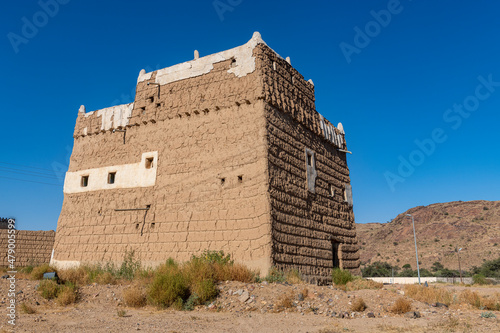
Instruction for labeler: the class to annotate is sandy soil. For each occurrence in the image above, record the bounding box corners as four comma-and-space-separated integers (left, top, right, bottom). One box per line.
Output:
1, 279, 499, 333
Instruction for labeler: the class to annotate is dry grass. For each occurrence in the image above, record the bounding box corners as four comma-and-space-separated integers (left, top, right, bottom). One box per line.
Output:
459, 289, 483, 308
285, 269, 303, 284
404, 284, 453, 305
482, 292, 500, 311
117, 309, 127, 317
389, 297, 412, 314
56, 283, 78, 305
38, 279, 60, 299
123, 284, 147, 307
350, 297, 367, 312
58, 267, 89, 285
345, 278, 383, 291
30, 264, 57, 280
96, 271, 117, 285
276, 291, 295, 311
20, 302, 36, 314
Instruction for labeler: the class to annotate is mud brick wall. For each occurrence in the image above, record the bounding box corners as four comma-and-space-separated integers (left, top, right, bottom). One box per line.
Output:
53, 35, 360, 278
0, 230, 55, 267
54, 48, 273, 272
260, 45, 360, 282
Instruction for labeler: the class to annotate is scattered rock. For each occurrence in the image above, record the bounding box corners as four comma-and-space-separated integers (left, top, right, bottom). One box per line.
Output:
432, 302, 448, 308
367, 312, 375, 318
1, 275, 9, 279
297, 293, 305, 301
404, 311, 421, 319
238, 291, 250, 303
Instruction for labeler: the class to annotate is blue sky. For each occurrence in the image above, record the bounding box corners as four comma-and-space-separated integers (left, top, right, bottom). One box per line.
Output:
1, 0, 499, 231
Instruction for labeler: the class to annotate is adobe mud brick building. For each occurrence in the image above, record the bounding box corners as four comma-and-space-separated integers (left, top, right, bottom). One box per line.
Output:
52, 32, 360, 282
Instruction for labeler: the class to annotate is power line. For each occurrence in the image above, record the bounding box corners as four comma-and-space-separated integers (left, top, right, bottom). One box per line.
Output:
0, 175, 62, 186
0, 161, 66, 174
0, 166, 61, 179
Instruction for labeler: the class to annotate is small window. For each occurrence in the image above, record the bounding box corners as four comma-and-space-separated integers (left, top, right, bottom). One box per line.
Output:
307, 153, 313, 167
329, 184, 335, 197
220, 177, 226, 186
238, 175, 243, 183
149, 96, 154, 103
108, 172, 116, 184
156, 103, 161, 108
150, 222, 155, 228
81, 175, 89, 187
145, 157, 154, 169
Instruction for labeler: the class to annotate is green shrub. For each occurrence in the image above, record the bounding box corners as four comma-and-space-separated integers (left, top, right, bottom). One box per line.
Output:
473, 274, 488, 285
38, 279, 60, 299
192, 250, 233, 265
332, 268, 354, 285
192, 279, 219, 304
265, 267, 286, 283
118, 250, 141, 280
147, 266, 189, 308
57, 282, 78, 305
31, 264, 57, 280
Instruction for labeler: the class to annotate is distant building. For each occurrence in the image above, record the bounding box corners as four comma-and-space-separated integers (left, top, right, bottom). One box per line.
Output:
51, 32, 360, 282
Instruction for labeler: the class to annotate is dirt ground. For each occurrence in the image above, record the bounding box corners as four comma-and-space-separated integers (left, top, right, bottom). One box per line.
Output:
1, 278, 499, 333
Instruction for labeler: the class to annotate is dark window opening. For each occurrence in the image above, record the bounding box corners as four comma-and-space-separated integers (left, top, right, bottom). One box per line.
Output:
156, 103, 161, 108
149, 96, 154, 103
331, 240, 340, 268
145, 157, 154, 169
307, 153, 313, 166
108, 172, 116, 184
220, 177, 226, 186
238, 175, 243, 183
151, 223, 155, 228
135, 223, 139, 229
81, 175, 89, 187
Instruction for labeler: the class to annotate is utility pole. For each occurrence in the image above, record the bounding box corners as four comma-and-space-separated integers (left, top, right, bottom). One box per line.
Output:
456, 247, 463, 284
406, 214, 421, 285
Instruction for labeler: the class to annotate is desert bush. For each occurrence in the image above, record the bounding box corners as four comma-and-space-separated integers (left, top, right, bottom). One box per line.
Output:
20, 302, 36, 314
117, 309, 127, 317
38, 279, 60, 299
192, 250, 233, 265
147, 265, 189, 308
345, 278, 383, 291
473, 274, 488, 285
123, 285, 147, 307
191, 279, 218, 305
285, 269, 302, 284
226, 263, 254, 283
96, 271, 117, 285
265, 267, 286, 283
31, 264, 57, 280
482, 294, 500, 311
404, 284, 453, 305
58, 267, 89, 286
276, 291, 295, 310
350, 297, 367, 312
332, 268, 354, 286
389, 297, 412, 314
118, 250, 141, 280
56, 282, 78, 306
459, 290, 483, 308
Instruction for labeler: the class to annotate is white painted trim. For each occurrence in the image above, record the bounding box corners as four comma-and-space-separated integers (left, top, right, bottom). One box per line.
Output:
63, 152, 158, 193
138, 32, 272, 85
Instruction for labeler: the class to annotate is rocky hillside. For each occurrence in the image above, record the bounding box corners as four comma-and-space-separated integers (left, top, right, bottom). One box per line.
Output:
356, 200, 500, 272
